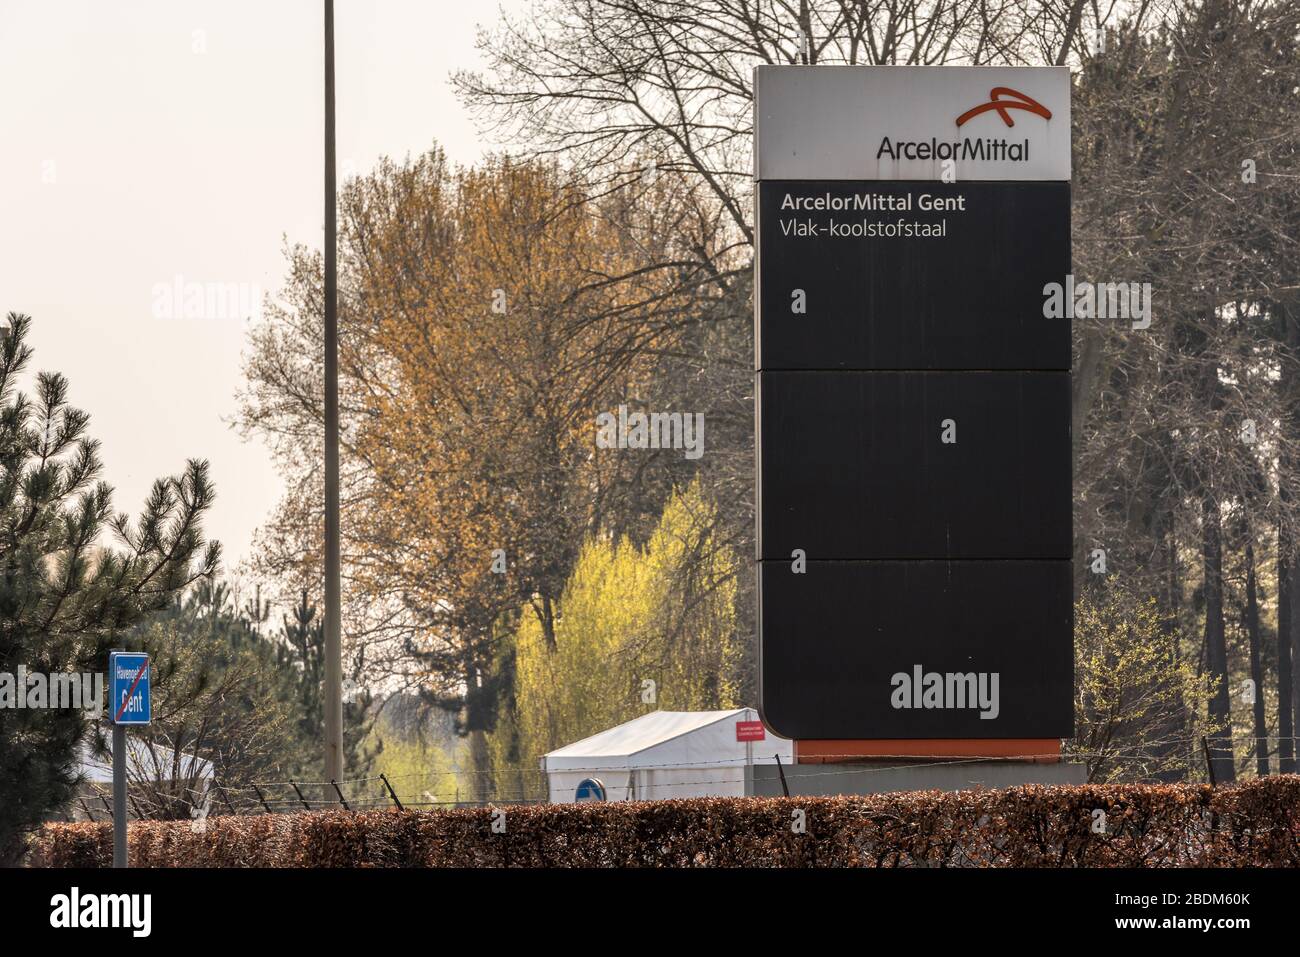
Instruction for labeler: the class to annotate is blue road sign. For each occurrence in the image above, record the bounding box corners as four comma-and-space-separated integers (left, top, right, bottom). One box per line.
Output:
574, 778, 606, 802
109, 652, 151, 725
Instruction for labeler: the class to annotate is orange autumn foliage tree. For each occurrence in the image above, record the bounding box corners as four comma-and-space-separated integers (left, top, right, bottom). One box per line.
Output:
349, 155, 697, 775
241, 148, 727, 789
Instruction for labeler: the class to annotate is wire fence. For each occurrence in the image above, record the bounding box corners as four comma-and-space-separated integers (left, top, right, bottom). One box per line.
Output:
63, 735, 1300, 824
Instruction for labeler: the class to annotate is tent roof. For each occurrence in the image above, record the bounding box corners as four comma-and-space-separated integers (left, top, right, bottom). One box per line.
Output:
540, 708, 794, 773
545, 710, 747, 761
78, 738, 214, 785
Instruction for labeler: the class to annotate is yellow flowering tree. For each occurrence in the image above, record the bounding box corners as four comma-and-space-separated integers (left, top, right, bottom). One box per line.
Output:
491, 482, 740, 795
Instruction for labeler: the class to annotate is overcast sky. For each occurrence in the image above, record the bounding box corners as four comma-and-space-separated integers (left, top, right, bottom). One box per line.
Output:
0, 0, 523, 571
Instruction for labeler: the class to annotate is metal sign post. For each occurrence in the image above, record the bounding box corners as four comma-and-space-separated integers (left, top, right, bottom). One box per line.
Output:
112, 720, 126, 868
108, 650, 151, 868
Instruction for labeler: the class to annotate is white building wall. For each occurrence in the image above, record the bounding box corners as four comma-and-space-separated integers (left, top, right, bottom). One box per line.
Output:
547, 765, 749, 803
638, 766, 746, 800
547, 770, 633, 804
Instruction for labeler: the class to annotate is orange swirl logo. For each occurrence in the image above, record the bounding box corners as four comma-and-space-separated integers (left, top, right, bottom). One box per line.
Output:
955, 87, 1052, 128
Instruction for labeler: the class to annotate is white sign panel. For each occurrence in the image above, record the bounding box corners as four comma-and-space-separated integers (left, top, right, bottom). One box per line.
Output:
755, 65, 1071, 181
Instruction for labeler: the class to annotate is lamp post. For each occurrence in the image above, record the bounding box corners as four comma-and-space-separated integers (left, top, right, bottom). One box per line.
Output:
323, 0, 343, 783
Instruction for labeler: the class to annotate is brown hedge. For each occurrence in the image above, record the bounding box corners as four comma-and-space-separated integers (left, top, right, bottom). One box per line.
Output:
28, 776, 1300, 867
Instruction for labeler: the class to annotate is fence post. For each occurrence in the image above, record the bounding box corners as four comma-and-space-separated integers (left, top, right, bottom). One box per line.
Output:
289, 779, 311, 811
331, 779, 350, 811
217, 784, 237, 816
379, 773, 404, 811
774, 753, 791, 797
251, 783, 273, 814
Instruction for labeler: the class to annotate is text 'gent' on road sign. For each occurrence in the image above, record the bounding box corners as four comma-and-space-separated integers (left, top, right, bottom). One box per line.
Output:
109, 652, 151, 725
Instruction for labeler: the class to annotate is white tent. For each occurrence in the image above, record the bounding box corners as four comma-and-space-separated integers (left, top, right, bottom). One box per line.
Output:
78, 738, 214, 786
541, 708, 792, 803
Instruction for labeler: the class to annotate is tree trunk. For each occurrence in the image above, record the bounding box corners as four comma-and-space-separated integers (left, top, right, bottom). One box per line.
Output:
1243, 535, 1267, 775
469, 728, 491, 804
1292, 555, 1300, 774
1285, 296, 1300, 769
1153, 512, 1186, 781
1167, 520, 1181, 664
1278, 528, 1295, 772
1202, 496, 1236, 782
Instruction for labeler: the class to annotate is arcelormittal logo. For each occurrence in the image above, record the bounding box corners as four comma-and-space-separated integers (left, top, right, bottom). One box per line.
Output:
956, 88, 1052, 127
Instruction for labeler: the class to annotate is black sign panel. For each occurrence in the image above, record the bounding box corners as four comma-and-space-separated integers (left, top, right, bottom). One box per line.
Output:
757, 181, 1070, 371
758, 560, 1074, 739
754, 68, 1072, 744
758, 371, 1070, 560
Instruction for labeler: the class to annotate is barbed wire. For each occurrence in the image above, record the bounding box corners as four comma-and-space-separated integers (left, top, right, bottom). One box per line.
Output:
186, 734, 1300, 791
67, 733, 1300, 822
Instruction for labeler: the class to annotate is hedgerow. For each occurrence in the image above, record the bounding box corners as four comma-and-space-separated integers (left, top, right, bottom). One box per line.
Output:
29, 777, 1300, 867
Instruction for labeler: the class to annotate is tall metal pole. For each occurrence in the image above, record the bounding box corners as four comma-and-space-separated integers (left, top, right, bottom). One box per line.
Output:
323, 0, 344, 783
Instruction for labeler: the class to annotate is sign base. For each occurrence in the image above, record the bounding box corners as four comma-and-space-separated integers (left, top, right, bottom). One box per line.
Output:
755, 753, 1086, 797
794, 739, 1062, 764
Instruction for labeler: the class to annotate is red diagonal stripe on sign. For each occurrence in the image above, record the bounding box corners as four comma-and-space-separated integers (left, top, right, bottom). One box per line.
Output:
115, 659, 149, 722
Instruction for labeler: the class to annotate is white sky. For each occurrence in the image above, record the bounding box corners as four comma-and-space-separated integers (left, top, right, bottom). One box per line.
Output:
0, 0, 523, 570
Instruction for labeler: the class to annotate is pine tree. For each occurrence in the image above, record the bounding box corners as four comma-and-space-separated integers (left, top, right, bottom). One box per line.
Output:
0, 313, 219, 863
276, 588, 376, 778
279, 589, 323, 700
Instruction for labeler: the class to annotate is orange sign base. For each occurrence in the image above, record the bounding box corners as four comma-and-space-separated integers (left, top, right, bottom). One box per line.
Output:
795, 739, 1061, 764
